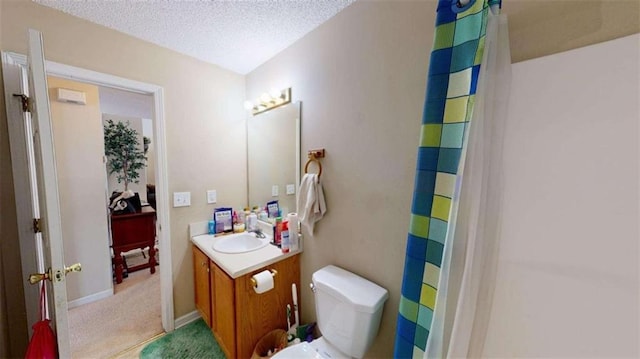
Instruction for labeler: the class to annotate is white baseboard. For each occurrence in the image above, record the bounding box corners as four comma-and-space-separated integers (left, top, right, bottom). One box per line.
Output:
67, 288, 113, 309
174, 310, 201, 329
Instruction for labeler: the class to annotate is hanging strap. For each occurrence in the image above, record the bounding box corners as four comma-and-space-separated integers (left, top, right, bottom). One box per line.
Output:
39, 282, 48, 321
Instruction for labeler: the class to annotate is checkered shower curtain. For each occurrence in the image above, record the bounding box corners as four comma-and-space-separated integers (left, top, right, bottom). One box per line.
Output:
394, 0, 501, 357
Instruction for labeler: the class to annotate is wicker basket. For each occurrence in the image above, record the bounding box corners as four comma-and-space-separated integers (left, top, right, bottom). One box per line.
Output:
251, 329, 289, 359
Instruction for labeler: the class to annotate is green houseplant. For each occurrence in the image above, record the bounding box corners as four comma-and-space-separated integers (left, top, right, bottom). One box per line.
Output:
103, 119, 147, 191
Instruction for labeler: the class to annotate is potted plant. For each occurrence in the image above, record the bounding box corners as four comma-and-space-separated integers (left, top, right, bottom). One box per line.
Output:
103, 119, 147, 192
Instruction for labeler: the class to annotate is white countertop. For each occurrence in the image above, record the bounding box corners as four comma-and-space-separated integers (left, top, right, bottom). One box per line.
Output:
191, 232, 302, 279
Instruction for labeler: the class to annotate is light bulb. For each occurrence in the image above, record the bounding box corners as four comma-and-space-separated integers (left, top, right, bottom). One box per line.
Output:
260, 93, 271, 103
269, 88, 281, 99
243, 100, 253, 110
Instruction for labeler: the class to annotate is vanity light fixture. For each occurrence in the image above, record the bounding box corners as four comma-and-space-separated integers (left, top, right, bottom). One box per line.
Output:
245, 87, 291, 115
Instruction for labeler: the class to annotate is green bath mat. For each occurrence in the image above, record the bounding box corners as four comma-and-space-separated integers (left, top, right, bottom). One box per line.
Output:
140, 318, 226, 359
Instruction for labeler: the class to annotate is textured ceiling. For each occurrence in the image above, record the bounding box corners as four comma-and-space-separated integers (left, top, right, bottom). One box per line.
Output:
33, 0, 355, 74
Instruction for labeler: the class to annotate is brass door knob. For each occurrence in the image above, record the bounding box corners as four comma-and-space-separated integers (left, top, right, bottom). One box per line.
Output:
65, 263, 82, 274
28, 263, 82, 285
28, 268, 52, 284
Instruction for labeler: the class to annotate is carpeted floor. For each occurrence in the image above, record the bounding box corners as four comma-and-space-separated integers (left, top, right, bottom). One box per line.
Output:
68, 258, 162, 359
140, 319, 226, 359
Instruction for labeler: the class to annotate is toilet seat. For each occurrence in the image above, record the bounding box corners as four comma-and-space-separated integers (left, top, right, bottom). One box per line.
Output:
272, 337, 349, 359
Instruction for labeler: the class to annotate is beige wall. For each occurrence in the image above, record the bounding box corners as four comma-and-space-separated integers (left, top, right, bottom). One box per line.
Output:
506, 0, 640, 63
0, 0, 246, 349
247, 2, 433, 356
48, 76, 113, 304
246, 0, 639, 357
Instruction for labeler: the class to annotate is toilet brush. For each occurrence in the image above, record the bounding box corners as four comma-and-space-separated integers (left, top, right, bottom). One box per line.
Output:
291, 284, 299, 330
286, 304, 296, 342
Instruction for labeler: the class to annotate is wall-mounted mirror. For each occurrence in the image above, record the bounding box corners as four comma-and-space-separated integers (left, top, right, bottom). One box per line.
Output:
247, 101, 301, 216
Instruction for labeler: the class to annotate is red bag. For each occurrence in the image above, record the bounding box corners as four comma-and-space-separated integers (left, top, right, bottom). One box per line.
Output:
25, 282, 57, 359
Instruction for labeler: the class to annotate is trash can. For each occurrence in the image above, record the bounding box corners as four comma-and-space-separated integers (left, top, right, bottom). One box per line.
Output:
251, 329, 288, 359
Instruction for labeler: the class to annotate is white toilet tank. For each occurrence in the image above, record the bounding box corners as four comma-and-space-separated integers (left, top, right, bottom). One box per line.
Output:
312, 265, 389, 358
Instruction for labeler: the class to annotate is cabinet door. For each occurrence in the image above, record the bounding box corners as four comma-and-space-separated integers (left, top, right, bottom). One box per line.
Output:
235, 254, 301, 359
212, 263, 236, 359
192, 246, 211, 327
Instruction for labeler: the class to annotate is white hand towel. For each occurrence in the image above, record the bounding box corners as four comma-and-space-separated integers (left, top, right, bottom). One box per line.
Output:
297, 173, 326, 235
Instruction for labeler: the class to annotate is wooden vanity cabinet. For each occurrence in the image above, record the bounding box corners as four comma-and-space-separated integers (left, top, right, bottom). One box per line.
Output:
192, 245, 300, 359
211, 261, 236, 357
233, 254, 300, 359
192, 246, 211, 327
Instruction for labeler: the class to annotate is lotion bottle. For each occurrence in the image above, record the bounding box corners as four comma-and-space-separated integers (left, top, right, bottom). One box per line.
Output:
281, 221, 290, 253
275, 217, 283, 246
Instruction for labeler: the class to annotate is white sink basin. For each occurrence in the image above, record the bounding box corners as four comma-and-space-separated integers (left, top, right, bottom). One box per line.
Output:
213, 232, 270, 254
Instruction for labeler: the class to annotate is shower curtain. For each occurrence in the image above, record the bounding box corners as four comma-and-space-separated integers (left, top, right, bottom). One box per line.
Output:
394, 0, 509, 357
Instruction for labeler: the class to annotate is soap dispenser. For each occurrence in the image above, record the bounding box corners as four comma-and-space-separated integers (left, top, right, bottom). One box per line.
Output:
247, 211, 258, 231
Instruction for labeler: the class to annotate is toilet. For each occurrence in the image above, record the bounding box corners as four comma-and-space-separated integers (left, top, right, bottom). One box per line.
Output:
273, 265, 389, 359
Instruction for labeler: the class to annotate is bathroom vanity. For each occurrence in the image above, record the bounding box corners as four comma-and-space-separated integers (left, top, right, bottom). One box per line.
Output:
192, 233, 301, 359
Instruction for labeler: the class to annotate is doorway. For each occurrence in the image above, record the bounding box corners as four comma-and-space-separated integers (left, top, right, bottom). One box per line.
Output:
46, 75, 163, 356
2, 51, 174, 356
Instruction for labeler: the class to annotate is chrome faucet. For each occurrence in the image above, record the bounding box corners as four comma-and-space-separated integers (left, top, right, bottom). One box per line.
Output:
250, 229, 266, 239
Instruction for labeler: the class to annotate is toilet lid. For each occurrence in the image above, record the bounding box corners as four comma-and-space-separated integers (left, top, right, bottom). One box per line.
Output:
271, 338, 349, 359
271, 342, 323, 359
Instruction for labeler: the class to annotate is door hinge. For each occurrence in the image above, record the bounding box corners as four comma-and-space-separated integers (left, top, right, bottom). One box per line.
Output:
12, 94, 31, 113
33, 218, 41, 233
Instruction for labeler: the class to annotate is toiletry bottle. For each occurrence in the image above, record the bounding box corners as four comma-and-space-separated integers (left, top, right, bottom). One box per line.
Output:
208, 220, 215, 235
275, 216, 283, 246
238, 209, 246, 226
232, 211, 245, 233
243, 208, 250, 224
281, 221, 290, 253
247, 211, 257, 231
258, 207, 268, 221
289, 220, 298, 251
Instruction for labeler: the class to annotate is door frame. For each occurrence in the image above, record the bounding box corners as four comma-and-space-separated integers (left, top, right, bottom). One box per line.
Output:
2, 51, 175, 333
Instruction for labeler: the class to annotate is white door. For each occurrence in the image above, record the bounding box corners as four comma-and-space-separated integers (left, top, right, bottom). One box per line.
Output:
2, 29, 73, 357
26, 28, 73, 357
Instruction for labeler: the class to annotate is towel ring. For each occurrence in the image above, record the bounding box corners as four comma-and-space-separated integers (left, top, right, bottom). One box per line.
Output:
304, 149, 325, 178
304, 157, 322, 178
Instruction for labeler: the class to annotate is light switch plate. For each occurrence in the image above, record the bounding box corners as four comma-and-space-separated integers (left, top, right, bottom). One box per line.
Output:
272, 185, 279, 197
286, 184, 295, 195
173, 192, 191, 207
207, 190, 217, 204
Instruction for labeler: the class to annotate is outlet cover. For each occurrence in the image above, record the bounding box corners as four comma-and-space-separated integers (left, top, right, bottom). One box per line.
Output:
207, 190, 217, 204
173, 192, 191, 207
286, 184, 295, 195
272, 185, 279, 197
